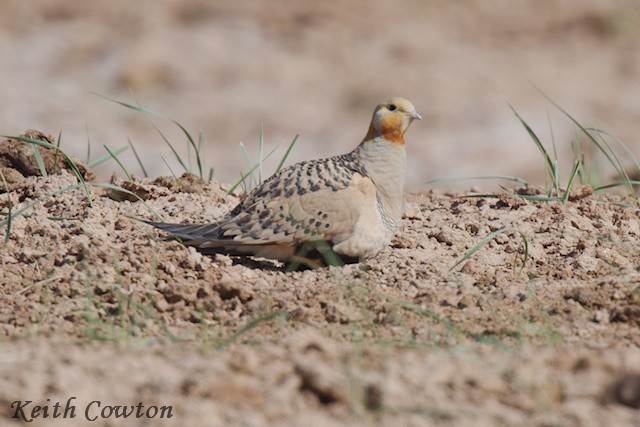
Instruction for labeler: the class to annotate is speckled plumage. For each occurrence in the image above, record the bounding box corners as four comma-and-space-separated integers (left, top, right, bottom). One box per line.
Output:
145, 97, 421, 261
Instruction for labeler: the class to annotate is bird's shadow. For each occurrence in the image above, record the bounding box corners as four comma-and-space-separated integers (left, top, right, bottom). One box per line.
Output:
225, 251, 360, 272
229, 256, 285, 271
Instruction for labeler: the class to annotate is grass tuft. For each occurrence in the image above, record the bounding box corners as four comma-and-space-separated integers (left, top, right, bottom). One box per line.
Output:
96, 92, 299, 195
3, 135, 92, 205
506, 101, 559, 195
230, 133, 299, 196
534, 87, 638, 199
452, 97, 640, 204
450, 227, 529, 274
93, 92, 206, 180
0, 182, 164, 241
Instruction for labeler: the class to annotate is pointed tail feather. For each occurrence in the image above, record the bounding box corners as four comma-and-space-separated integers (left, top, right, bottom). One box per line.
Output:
133, 217, 298, 261
138, 219, 224, 241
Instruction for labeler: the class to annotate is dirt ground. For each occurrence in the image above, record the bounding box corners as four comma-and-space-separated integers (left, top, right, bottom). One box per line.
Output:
1, 132, 639, 426
2, 1, 640, 426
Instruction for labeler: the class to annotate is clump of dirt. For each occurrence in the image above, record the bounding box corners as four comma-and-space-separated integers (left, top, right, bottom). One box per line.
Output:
104, 172, 219, 202
1, 142, 639, 426
0, 130, 95, 189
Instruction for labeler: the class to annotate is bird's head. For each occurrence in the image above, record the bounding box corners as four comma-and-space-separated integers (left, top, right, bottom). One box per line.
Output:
364, 97, 421, 145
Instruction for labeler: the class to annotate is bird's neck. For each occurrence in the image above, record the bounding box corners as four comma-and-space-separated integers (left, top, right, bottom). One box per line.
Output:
364, 123, 405, 145
356, 137, 407, 223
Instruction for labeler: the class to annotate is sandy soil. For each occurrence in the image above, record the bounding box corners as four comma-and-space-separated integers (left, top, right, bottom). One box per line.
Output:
2, 1, 640, 426
1, 133, 639, 426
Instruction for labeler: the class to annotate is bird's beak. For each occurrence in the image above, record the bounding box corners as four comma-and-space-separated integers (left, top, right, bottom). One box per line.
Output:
411, 112, 422, 121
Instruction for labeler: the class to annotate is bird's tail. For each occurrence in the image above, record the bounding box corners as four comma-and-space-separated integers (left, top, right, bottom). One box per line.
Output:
137, 218, 224, 241
134, 217, 297, 260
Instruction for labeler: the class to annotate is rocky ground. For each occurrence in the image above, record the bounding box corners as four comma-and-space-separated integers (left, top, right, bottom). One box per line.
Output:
0, 134, 639, 426
2, 1, 640, 425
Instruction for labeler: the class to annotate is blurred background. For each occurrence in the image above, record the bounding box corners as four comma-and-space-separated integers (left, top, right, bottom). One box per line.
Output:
1, 0, 639, 191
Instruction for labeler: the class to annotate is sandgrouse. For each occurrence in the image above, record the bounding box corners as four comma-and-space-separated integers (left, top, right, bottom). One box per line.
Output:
145, 97, 421, 262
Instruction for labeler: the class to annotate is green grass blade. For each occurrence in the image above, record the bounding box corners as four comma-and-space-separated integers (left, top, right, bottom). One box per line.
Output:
197, 132, 204, 154
594, 180, 640, 191
275, 134, 299, 174
93, 92, 191, 174
162, 157, 180, 180
534, 88, 636, 198
589, 128, 632, 189
365, 286, 466, 341
87, 146, 129, 168
572, 133, 588, 185
518, 195, 562, 202
3, 135, 92, 205
586, 127, 639, 198
286, 243, 313, 272
425, 175, 529, 187
457, 193, 501, 199
552, 160, 560, 197
562, 160, 581, 206
586, 127, 640, 176
506, 102, 556, 192
91, 92, 163, 117
547, 111, 560, 196
449, 227, 528, 273
198, 132, 205, 178
216, 311, 288, 350
498, 185, 561, 202
92, 183, 164, 220
126, 138, 148, 178
31, 145, 47, 177
312, 240, 345, 267
137, 105, 190, 175
0, 184, 87, 230
258, 124, 264, 184
94, 92, 205, 177
239, 170, 247, 195
103, 145, 132, 181
52, 131, 62, 174
226, 146, 278, 195
502, 186, 561, 202
85, 124, 91, 165
0, 169, 12, 243
172, 119, 203, 179
608, 201, 640, 210
238, 142, 255, 189
547, 110, 558, 162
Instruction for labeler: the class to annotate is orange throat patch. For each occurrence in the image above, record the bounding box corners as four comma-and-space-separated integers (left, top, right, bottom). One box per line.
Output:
364, 115, 406, 145
381, 130, 405, 145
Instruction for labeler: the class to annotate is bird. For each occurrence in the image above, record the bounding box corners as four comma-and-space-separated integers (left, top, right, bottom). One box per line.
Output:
143, 97, 421, 264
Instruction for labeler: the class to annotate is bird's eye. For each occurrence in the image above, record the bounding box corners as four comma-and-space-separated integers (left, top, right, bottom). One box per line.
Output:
388, 104, 397, 111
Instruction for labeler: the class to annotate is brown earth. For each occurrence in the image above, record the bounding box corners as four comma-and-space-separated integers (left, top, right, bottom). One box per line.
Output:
1, 135, 639, 426
2, 1, 640, 425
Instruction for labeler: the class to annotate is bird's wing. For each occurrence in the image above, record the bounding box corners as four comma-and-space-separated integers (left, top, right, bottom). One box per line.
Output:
216, 172, 376, 244
144, 154, 376, 250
